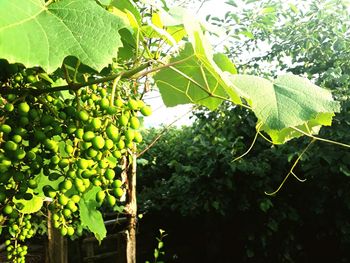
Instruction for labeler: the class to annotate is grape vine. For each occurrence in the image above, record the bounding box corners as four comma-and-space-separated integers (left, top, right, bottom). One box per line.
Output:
0, 0, 343, 261
0, 64, 151, 261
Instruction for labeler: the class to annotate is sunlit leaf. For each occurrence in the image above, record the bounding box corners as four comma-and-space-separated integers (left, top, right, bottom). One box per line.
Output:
0, 0, 125, 72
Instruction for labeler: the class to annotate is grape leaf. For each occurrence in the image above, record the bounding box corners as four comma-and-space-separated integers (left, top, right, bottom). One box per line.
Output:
13, 193, 44, 214
213, 53, 237, 74
79, 186, 106, 243
229, 74, 340, 143
34, 170, 64, 197
110, 0, 141, 23
0, 0, 125, 72
154, 15, 240, 110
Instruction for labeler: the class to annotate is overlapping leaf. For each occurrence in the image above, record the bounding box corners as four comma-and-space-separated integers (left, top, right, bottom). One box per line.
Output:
229, 74, 340, 143
0, 0, 125, 72
13, 192, 44, 214
79, 186, 106, 243
154, 14, 241, 110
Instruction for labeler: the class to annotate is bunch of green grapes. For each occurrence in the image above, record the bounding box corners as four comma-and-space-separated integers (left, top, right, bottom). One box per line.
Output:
0, 67, 152, 261
5, 214, 33, 262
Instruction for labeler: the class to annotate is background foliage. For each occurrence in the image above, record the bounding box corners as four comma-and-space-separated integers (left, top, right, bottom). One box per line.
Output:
137, 0, 350, 262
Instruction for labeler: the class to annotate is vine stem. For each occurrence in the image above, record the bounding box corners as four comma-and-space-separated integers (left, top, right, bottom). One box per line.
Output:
0, 62, 152, 96
232, 122, 262, 162
265, 139, 315, 196
132, 56, 195, 79
110, 74, 122, 107
291, 127, 350, 148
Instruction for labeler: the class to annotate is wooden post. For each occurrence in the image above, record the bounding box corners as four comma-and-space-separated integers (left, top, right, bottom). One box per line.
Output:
46, 210, 68, 263
126, 153, 137, 263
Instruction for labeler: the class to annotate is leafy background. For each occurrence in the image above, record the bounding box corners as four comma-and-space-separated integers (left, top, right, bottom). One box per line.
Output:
136, 0, 350, 262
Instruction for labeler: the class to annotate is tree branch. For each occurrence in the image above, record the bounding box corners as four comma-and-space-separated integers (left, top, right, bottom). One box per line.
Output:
0, 62, 152, 96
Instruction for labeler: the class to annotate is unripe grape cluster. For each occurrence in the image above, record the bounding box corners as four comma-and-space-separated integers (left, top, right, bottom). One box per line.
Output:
0, 67, 152, 262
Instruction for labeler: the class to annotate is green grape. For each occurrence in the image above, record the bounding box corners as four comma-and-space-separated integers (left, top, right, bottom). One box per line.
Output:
128, 99, 139, 110
106, 106, 118, 114
60, 226, 68, 236
34, 130, 46, 141
60, 180, 73, 191
104, 139, 114, 150
0, 124, 12, 134
125, 129, 135, 142
115, 98, 124, 107
51, 155, 60, 165
112, 150, 122, 159
91, 118, 102, 130
14, 149, 26, 160
71, 195, 80, 203
65, 144, 74, 155
58, 159, 70, 169
3, 204, 13, 215
134, 131, 143, 143
86, 147, 98, 158
100, 97, 110, 110
91, 136, 105, 150
78, 110, 89, 121
96, 190, 106, 203
106, 195, 116, 206
0, 192, 6, 203
58, 195, 69, 206
12, 135, 22, 144
140, 105, 152, 116
130, 116, 140, 129
98, 159, 109, 169
62, 208, 72, 218
17, 102, 30, 115
119, 114, 129, 126
19, 116, 29, 126
106, 124, 119, 141
104, 169, 115, 180
26, 75, 36, 83
117, 139, 125, 150
83, 131, 95, 142
113, 187, 124, 197
112, 179, 123, 188
75, 128, 84, 139
4, 141, 18, 151
67, 124, 77, 134
66, 200, 77, 212
43, 185, 56, 198
67, 226, 75, 236
27, 179, 37, 189
77, 158, 89, 170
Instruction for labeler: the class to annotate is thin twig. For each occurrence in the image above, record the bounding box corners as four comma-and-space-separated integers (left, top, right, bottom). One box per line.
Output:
232, 122, 262, 162
265, 139, 315, 196
291, 126, 350, 148
137, 106, 198, 157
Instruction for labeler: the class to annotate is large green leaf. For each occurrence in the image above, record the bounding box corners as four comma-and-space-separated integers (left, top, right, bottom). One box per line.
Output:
79, 186, 106, 243
0, 0, 125, 72
154, 15, 240, 110
230, 74, 340, 143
